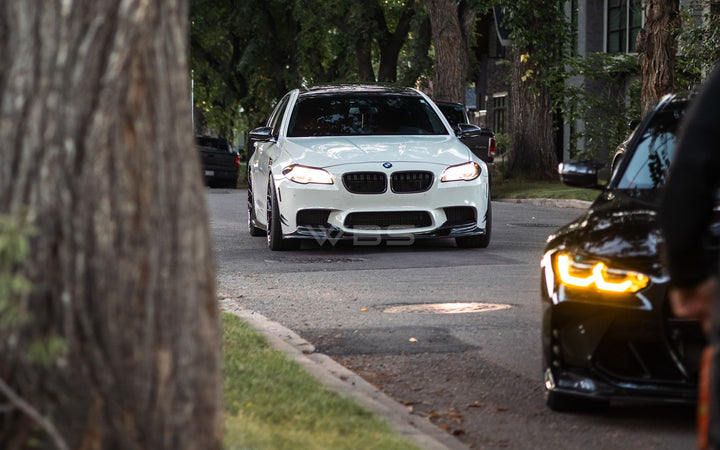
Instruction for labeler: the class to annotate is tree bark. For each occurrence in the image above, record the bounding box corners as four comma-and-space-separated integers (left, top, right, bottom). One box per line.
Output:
508, 51, 559, 180
0, 2, 223, 449
636, 0, 679, 117
423, 0, 476, 103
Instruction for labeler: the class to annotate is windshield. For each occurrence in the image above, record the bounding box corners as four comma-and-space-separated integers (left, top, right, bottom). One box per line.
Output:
615, 106, 684, 190
287, 93, 448, 137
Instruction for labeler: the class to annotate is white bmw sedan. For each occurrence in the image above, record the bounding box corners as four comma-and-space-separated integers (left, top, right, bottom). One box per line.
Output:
247, 85, 491, 251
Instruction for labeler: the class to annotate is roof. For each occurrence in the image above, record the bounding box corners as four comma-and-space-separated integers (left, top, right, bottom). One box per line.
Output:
298, 84, 421, 97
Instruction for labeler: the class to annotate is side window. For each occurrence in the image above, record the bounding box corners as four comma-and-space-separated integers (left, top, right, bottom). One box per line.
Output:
616, 110, 681, 189
268, 94, 291, 137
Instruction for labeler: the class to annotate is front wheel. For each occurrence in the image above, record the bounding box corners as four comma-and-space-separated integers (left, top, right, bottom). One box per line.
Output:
266, 180, 300, 251
455, 201, 491, 248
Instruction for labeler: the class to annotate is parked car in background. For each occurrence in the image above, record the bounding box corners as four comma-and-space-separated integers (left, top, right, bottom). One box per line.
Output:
196, 135, 239, 188
541, 95, 708, 411
435, 101, 496, 166
247, 85, 492, 251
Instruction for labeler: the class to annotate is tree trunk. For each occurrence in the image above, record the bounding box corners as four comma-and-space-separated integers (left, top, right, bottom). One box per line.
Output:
508, 51, 558, 180
377, 0, 417, 83
636, 0, 679, 117
356, 40, 376, 82
0, 2, 223, 449
423, 0, 476, 103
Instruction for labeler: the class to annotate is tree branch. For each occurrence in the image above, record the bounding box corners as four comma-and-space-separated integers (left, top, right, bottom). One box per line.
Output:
0, 377, 70, 450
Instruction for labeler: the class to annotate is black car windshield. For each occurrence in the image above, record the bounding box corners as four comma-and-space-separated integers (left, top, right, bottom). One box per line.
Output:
615, 107, 684, 190
287, 94, 448, 137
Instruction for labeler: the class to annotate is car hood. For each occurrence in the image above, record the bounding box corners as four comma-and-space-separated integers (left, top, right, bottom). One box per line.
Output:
547, 189, 665, 274
281, 135, 472, 168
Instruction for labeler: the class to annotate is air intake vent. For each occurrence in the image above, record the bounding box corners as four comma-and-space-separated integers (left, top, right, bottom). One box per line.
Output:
344, 211, 431, 229
342, 172, 387, 194
391, 171, 434, 193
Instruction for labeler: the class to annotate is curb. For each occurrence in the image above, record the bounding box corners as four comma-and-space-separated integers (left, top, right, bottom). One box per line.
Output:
494, 197, 592, 209
225, 307, 468, 450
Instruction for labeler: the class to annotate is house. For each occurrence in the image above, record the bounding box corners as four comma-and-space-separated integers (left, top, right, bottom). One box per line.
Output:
472, 1, 710, 165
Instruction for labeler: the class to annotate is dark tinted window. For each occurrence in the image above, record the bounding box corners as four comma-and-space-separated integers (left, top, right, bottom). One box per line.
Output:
287, 94, 448, 137
269, 93, 291, 136
196, 136, 231, 152
616, 106, 684, 189
437, 103, 467, 128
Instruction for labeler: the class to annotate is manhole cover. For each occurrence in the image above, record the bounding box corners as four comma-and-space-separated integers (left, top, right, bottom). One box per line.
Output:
383, 302, 512, 314
506, 223, 560, 228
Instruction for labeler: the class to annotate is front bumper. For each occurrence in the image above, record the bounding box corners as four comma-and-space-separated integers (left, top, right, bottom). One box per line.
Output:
272, 161, 490, 241
541, 263, 705, 403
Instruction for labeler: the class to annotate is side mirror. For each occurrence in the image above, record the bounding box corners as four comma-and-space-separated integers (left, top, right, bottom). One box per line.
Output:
456, 123, 482, 137
249, 126, 274, 142
559, 161, 603, 189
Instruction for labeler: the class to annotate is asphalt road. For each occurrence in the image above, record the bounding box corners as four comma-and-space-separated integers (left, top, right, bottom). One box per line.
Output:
211, 188, 696, 450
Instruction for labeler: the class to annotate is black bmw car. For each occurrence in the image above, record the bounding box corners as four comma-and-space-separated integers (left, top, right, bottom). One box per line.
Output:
541, 95, 708, 411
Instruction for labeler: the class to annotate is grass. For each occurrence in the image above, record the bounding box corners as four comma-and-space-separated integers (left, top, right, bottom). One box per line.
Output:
491, 179, 599, 202
221, 312, 418, 450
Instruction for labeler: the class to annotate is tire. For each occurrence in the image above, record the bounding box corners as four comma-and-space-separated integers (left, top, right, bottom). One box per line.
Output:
266, 180, 300, 251
455, 201, 491, 248
546, 390, 609, 413
247, 179, 264, 237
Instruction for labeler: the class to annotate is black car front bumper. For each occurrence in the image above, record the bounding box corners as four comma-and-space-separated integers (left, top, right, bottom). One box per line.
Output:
542, 280, 705, 404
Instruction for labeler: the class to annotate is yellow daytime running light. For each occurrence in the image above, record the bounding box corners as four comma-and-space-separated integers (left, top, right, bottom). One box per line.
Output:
283, 165, 333, 184
556, 253, 649, 293
441, 162, 480, 182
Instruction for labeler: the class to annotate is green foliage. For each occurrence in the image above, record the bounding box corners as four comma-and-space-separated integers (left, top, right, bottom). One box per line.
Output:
221, 312, 418, 450
562, 53, 641, 161
676, 1, 720, 92
0, 212, 33, 331
0, 212, 68, 369
498, 0, 571, 93
190, 0, 453, 144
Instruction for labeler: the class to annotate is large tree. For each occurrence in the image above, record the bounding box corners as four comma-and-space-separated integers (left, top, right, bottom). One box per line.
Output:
500, 0, 570, 179
0, 1, 223, 449
636, 0, 680, 116
422, 0, 478, 103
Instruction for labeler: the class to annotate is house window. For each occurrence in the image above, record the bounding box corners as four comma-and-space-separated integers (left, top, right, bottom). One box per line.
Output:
492, 94, 507, 135
606, 0, 643, 54
712, 0, 720, 15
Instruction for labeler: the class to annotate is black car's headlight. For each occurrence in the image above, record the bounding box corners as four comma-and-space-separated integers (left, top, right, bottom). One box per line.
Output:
282, 165, 334, 184
550, 252, 650, 293
440, 162, 480, 182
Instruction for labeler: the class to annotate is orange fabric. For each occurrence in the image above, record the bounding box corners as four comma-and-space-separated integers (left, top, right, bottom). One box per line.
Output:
698, 346, 711, 449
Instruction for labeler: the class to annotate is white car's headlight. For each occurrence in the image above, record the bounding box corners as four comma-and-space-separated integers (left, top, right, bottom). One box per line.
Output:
282, 165, 334, 184
554, 252, 649, 293
440, 161, 480, 182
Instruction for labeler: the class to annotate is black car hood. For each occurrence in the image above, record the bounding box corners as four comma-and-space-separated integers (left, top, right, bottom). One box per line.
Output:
547, 189, 666, 275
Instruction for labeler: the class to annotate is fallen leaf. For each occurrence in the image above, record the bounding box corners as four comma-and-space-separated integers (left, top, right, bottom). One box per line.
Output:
361, 308, 368, 312
409, 337, 418, 343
